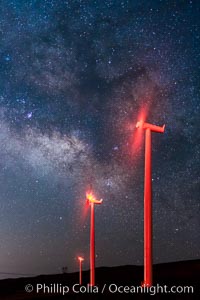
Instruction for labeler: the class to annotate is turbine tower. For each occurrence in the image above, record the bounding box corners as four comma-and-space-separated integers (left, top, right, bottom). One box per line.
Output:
136, 120, 165, 287
86, 191, 103, 286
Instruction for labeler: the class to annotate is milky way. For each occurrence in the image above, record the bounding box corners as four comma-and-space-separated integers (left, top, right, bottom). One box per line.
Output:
0, 0, 199, 278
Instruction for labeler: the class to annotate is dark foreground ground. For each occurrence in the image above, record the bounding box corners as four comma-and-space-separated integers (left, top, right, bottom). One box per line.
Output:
0, 260, 199, 299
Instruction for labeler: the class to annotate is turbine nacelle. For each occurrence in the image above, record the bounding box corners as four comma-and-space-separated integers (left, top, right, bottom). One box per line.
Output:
78, 256, 84, 262
86, 192, 103, 205
136, 121, 165, 133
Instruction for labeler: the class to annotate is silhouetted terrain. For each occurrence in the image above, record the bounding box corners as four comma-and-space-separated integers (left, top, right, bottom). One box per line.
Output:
0, 260, 199, 299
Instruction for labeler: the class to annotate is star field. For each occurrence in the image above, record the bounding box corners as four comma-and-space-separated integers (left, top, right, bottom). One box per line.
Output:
0, 0, 199, 278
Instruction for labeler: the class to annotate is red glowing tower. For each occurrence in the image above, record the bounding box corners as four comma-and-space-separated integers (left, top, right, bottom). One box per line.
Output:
86, 191, 103, 286
78, 256, 84, 285
136, 120, 165, 287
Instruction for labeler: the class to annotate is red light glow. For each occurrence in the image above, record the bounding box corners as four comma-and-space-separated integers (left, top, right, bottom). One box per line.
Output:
82, 199, 90, 220
131, 105, 149, 154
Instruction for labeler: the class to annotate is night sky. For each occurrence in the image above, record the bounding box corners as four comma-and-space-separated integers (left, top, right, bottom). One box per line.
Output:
0, 0, 199, 279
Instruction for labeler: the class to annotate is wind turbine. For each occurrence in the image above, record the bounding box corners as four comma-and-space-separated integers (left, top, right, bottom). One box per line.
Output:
136, 120, 165, 287
86, 191, 103, 286
77, 256, 84, 285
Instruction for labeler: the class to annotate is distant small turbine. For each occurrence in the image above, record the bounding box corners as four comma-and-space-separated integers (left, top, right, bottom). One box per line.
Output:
78, 256, 84, 285
86, 191, 103, 286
